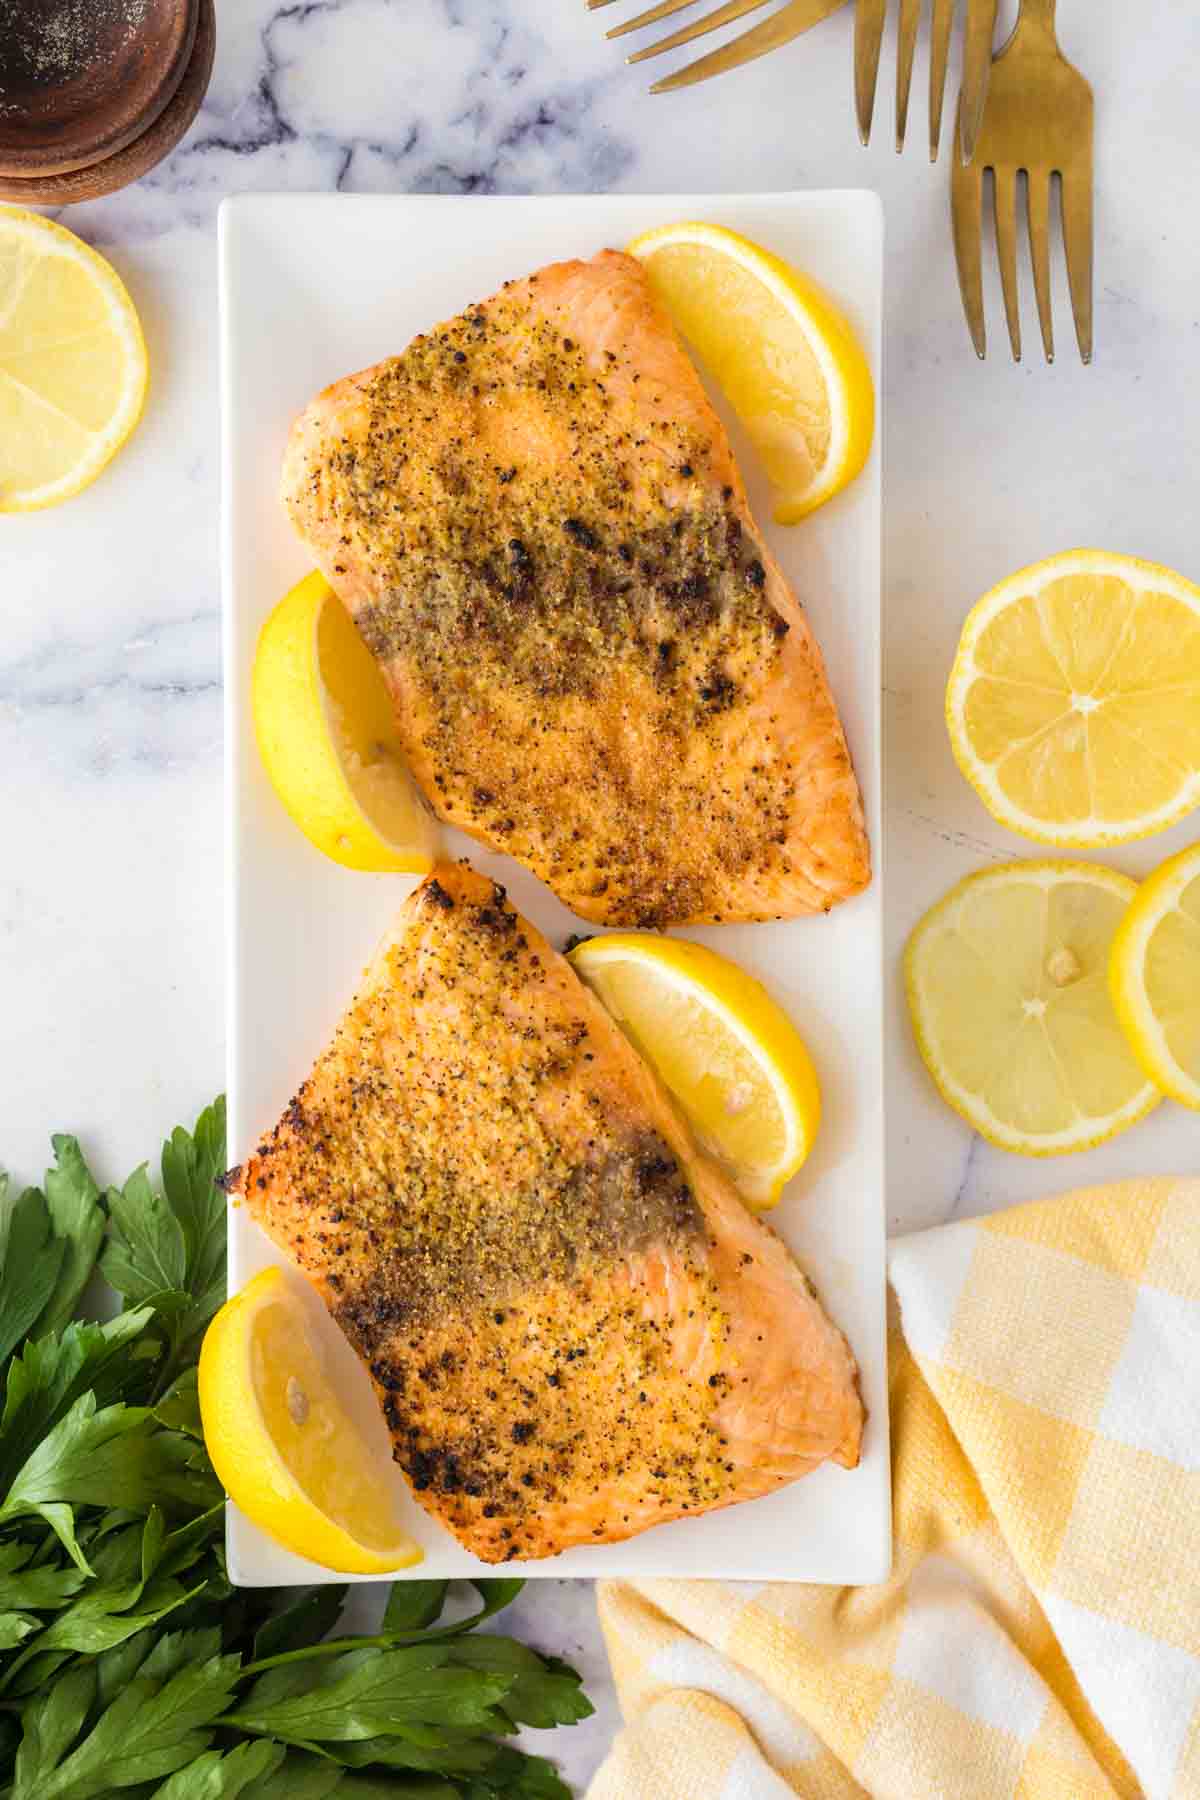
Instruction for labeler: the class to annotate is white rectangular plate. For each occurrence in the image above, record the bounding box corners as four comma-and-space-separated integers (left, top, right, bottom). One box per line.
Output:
221, 192, 888, 1585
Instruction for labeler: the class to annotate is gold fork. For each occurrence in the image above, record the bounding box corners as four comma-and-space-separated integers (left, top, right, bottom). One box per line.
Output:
854, 0, 998, 159
589, 0, 850, 96
951, 0, 1094, 363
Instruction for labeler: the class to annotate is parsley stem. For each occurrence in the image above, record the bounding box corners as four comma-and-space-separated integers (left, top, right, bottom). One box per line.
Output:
238, 1603, 497, 1677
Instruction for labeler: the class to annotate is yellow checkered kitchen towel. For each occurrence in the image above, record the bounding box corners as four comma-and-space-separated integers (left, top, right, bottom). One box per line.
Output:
587, 1178, 1200, 1800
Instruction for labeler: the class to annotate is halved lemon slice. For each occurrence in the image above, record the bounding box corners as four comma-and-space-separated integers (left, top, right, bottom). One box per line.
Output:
0, 207, 148, 512
199, 1266, 423, 1574
569, 934, 820, 1209
906, 862, 1160, 1156
627, 220, 874, 523
947, 550, 1200, 847
252, 571, 437, 872
1110, 842, 1200, 1111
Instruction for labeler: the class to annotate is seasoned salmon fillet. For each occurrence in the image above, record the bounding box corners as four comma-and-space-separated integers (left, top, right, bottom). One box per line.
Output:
281, 250, 870, 927
226, 863, 864, 1563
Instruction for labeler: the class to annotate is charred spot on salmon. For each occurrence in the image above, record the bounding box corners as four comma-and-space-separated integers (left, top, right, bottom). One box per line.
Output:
563, 517, 599, 551
424, 878, 454, 910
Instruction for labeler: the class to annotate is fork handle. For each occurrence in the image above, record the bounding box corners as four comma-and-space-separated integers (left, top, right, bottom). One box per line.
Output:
1016, 0, 1058, 36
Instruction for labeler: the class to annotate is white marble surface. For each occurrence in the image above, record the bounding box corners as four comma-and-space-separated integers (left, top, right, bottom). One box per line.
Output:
4, 0, 1199, 1788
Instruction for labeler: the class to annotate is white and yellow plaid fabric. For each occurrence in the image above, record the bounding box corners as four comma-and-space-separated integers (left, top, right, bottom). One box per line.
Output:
588, 1177, 1200, 1800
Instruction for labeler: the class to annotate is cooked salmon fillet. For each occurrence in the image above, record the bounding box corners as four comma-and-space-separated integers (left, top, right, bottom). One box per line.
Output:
281, 250, 870, 927
226, 863, 864, 1562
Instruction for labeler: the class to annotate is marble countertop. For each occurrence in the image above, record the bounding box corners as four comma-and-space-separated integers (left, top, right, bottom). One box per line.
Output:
4, 0, 1199, 1788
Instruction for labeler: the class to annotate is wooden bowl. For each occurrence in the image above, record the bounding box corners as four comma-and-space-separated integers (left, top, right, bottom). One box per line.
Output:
0, 0, 213, 204
0, 0, 197, 178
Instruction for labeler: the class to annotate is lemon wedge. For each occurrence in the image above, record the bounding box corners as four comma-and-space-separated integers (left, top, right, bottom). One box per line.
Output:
199, 1266, 423, 1574
906, 862, 1160, 1156
1110, 843, 1200, 1111
627, 220, 874, 523
947, 550, 1200, 847
569, 933, 820, 1209
252, 571, 437, 872
0, 207, 148, 512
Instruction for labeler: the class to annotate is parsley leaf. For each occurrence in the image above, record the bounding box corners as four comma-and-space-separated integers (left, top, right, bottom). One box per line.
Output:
38, 1137, 108, 1340
0, 1310, 157, 1488
381, 1583, 450, 1636
252, 1584, 349, 1663
223, 1647, 513, 1742
148, 1738, 286, 1799
0, 1612, 37, 1649
1, 1396, 219, 1569
159, 1100, 227, 1319
99, 1100, 228, 1402
0, 1182, 66, 1367
241, 1759, 454, 1800
446, 1642, 593, 1732
16, 1653, 242, 1799
100, 1166, 188, 1311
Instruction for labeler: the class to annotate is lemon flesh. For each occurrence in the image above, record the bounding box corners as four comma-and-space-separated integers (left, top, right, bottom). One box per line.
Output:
906, 862, 1161, 1155
947, 550, 1200, 847
627, 221, 874, 523
252, 571, 437, 872
199, 1266, 422, 1574
1110, 843, 1200, 1111
570, 933, 820, 1209
0, 207, 147, 511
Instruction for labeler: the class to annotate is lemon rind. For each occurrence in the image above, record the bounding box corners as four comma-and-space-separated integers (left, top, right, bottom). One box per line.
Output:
1109, 844, 1200, 1111
626, 220, 874, 523
252, 571, 435, 875
200, 1267, 423, 1576
570, 933, 818, 1198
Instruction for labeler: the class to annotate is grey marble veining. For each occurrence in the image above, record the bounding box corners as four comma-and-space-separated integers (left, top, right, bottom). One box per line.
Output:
5, 1, 1200, 1789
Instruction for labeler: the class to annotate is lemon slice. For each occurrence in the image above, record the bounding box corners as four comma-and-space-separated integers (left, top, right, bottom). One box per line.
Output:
906, 862, 1160, 1156
569, 934, 820, 1208
1110, 843, 1200, 1111
627, 220, 874, 523
199, 1266, 423, 1574
0, 207, 147, 512
252, 571, 437, 872
947, 550, 1200, 847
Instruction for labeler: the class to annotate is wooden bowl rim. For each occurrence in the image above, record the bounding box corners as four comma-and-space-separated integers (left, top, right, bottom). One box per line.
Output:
0, 0, 213, 205
0, 0, 198, 178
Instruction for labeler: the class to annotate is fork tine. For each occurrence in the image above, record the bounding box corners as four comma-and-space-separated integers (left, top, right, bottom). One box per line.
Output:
951, 146, 987, 358
1027, 170, 1054, 363
627, 0, 770, 63
609, 0, 701, 41
959, 0, 998, 162
651, 0, 850, 94
994, 166, 1021, 361
928, 0, 953, 160
1061, 167, 1094, 363
895, 0, 920, 153
854, 0, 886, 146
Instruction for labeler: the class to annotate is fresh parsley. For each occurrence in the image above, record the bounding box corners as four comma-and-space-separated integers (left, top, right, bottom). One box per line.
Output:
0, 1101, 592, 1798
